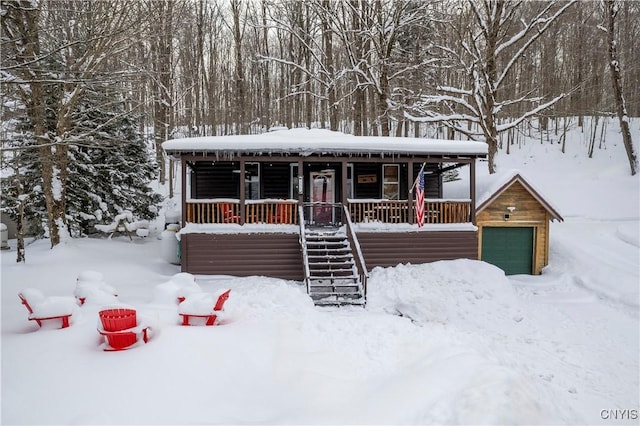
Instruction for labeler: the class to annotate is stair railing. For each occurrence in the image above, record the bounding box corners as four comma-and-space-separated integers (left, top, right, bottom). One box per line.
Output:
298, 205, 312, 294
342, 205, 368, 302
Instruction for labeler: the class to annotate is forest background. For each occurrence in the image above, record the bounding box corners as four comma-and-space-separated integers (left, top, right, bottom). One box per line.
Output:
1, 0, 638, 248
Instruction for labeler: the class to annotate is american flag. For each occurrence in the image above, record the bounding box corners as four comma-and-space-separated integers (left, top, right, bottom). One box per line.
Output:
415, 170, 425, 227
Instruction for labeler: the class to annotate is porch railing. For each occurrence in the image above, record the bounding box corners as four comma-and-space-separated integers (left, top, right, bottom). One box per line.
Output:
245, 200, 298, 224
185, 199, 298, 225
185, 198, 471, 225
347, 199, 471, 224
343, 205, 368, 301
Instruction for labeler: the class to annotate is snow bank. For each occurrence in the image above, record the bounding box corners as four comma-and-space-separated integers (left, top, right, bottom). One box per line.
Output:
368, 259, 523, 328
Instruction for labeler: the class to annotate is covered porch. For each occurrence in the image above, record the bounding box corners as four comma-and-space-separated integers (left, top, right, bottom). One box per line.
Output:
182, 158, 477, 227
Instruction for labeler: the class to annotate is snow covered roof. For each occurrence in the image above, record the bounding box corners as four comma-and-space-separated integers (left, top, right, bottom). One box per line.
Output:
476, 169, 563, 221
162, 128, 488, 158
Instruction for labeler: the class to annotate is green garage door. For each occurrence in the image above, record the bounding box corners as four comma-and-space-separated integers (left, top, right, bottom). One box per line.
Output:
481, 227, 534, 275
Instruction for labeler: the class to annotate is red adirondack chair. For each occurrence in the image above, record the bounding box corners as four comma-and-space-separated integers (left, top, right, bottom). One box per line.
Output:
220, 203, 240, 223
97, 308, 152, 351
178, 288, 231, 326
269, 203, 290, 224
19, 288, 76, 329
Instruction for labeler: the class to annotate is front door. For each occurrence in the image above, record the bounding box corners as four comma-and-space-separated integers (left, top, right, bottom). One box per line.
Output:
310, 170, 335, 224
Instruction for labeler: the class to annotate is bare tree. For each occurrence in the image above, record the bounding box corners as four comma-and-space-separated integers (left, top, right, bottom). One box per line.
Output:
408, 0, 576, 173
229, 0, 248, 134
146, 0, 176, 183
602, 0, 637, 175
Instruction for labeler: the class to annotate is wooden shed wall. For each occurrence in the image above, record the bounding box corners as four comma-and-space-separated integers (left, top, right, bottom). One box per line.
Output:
181, 233, 304, 280
356, 230, 478, 268
476, 181, 550, 274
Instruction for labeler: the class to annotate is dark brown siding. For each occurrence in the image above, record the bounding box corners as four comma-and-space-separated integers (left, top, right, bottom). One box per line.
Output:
182, 233, 304, 280
182, 230, 477, 279
356, 230, 478, 269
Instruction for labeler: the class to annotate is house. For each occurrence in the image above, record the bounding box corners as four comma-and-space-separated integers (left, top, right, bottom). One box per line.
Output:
162, 128, 488, 305
476, 170, 563, 275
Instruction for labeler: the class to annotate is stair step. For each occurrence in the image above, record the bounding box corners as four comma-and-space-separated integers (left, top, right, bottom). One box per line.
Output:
309, 280, 358, 285
307, 247, 351, 252
309, 269, 357, 280
307, 253, 353, 258
307, 256, 351, 262
309, 259, 353, 267
306, 235, 347, 242
309, 269, 356, 275
314, 300, 366, 307
303, 225, 365, 306
312, 293, 365, 306
307, 244, 348, 249
309, 278, 359, 285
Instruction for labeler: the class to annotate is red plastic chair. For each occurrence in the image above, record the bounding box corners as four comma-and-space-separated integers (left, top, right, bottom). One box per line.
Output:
269, 203, 290, 224
97, 308, 152, 351
178, 289, 231, 326
18, 289, 75, 329
220, 203, 240, 223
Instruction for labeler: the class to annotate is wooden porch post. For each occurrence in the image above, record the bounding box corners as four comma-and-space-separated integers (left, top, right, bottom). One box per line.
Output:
181, 156, 187, 228
298, 159, 304, 220
470, 158, 476, 224
407, 160, 414, 224
239, 158, 246, 224
341, 159, 348, 206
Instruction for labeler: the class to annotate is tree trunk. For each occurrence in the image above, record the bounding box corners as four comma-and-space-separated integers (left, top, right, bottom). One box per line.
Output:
321, 1, 338, 131
604, 0, 637, 175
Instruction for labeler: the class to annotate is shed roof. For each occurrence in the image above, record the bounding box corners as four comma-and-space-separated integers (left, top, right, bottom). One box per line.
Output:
476, 170, 563, 222
162, 128, 488, 158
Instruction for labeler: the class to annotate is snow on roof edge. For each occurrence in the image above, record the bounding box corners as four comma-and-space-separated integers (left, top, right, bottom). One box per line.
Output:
162, 128, 488, 157
476, 169, 563, 221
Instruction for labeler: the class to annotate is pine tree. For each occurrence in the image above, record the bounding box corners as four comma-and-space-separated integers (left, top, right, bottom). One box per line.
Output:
2, 83, 162, 239
64, 85, 163, 236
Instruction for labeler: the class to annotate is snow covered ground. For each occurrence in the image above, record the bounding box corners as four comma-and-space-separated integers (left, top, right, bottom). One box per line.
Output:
2, 120, 638, 425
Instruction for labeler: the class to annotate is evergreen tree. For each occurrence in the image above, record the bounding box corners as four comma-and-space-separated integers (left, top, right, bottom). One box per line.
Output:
0, 110, 49, 240
64, 85, 162, 236
2, 83, 162, 239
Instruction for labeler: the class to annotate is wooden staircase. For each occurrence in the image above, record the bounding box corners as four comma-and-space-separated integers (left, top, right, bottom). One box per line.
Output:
302, 226, 366, 306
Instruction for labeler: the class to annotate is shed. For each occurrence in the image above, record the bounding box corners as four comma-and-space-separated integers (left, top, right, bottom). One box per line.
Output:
476, 171, 563, 275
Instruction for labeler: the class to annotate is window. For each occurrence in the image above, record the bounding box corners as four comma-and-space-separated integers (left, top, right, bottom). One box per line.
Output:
382, 164, 399, 200
245, 162, 260, 200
